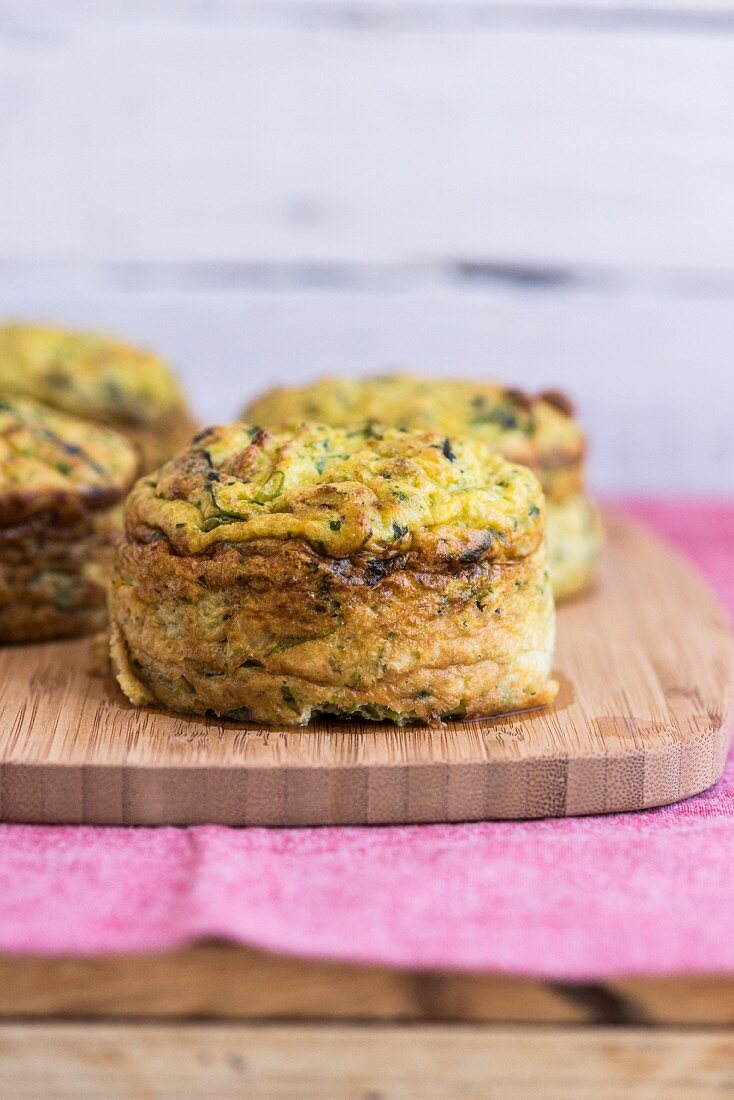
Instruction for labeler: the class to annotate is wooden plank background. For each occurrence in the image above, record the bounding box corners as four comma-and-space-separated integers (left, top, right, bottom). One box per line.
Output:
0, 1021, 732, 1099
0, 0, 732, 491
0, 1023, 732, 1099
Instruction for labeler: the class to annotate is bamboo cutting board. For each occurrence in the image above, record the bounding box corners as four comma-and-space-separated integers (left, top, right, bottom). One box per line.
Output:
0, 510, 732, 826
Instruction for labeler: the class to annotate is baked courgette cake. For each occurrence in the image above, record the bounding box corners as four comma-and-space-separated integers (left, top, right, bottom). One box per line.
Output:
0, 323, 196, 472
109, 421, 558, 725
0, 397, 139, 642
245, 375, 600, 599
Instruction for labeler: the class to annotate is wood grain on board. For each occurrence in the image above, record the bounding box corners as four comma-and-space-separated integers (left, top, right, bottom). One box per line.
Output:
0, 510, 731, 826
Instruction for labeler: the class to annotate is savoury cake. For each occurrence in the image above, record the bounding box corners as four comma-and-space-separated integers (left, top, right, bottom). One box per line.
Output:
109, 421, 558, 726
0, 323, 196, 471
0, 397, 139, 642
244, 375, 600, 599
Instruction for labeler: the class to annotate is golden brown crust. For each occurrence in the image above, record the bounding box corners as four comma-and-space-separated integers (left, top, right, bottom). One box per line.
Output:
123, 421, 546, 567
110, 536, 557, 725
538, 389, 577, 418
0, 508, 123, 643
110, 421, 557, 725
1, 604, 108, 645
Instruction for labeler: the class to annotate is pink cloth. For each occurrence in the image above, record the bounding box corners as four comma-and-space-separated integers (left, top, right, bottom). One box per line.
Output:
0, 499, 732, 977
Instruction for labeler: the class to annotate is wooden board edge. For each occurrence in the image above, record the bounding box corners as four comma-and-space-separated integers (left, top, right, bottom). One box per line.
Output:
1, 722, 731, 826
1, 509, 732, 825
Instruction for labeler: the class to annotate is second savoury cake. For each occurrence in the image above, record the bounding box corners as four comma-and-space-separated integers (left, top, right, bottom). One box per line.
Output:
245, 375, 600, 599
0, 397, 139, 643
109, 422, 558, 726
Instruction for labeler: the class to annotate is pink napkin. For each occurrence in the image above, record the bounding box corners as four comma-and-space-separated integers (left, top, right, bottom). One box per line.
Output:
0, 499, 732, 977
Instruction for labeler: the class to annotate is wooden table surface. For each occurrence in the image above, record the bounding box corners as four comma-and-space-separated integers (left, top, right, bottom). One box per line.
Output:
1, 946, 733, 1098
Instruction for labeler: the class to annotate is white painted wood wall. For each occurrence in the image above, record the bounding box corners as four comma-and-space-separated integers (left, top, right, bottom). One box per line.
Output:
0, 0, 732, 492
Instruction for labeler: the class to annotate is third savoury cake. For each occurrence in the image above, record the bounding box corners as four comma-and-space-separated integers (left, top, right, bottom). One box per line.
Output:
109, 422, 558, 726
244, 375, 600, 599
0, 324, 196, 472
